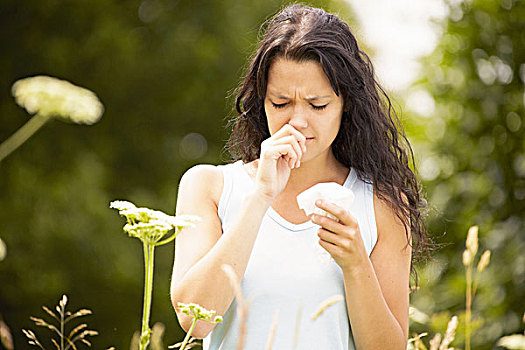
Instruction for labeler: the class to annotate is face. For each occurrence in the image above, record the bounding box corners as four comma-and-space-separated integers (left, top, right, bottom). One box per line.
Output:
264, 58, 344, 164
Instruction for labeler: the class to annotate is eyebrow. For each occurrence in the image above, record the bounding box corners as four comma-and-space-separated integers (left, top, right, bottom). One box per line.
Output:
269, 93, 331, 101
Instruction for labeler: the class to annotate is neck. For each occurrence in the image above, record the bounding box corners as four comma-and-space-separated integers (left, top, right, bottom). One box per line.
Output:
283, 151, 348, 194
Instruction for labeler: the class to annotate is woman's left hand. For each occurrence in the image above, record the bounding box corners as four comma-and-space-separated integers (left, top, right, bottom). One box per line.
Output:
310, 200, 369, 272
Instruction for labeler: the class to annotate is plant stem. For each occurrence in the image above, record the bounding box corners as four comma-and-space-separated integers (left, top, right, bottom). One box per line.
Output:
61, 302, 64, 350
179, 318, 198, 350
155, 230, 178, 246
472, 273, 480, 297
465, 264, 472, 350
0, 113, 51, 162
140, 243, 155, 350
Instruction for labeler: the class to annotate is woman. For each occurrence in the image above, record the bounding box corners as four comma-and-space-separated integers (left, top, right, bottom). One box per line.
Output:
171, 4, 428, 349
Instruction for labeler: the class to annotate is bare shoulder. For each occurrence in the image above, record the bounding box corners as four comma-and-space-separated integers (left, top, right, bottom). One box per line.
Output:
172, 164, 224, 282
177, 164, 223, 212
372, 189, 410, 244
370, 188, 411, 340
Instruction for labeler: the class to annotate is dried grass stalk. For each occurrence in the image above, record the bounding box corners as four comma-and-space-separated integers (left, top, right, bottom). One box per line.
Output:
264, 309, 280, 350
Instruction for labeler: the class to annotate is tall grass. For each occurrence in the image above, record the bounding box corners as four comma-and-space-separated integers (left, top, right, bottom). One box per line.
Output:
18, 223, 524, 349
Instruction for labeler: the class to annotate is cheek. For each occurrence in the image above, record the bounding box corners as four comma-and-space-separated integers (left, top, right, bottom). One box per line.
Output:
323, 115, 343, 143
264, 106, 287, 135
264, 112, 280, 135
263, 103, 275, 134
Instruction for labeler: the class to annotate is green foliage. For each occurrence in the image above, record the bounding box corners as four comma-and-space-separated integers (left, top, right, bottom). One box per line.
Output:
406, 0, 525, 348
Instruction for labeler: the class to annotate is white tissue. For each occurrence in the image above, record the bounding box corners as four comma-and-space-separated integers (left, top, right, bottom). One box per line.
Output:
296, 182, 355, 265
296, 182, 355, 220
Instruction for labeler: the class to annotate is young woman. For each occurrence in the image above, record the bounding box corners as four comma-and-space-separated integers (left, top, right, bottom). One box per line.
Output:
171, 4, 428, 349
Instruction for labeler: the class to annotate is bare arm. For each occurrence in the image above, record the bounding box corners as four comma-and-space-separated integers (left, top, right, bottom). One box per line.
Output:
312, 193, 411, 350
170, 165, 273, 338
171, 124, 306, 338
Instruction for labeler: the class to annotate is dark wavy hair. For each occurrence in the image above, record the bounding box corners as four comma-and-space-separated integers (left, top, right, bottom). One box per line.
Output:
227, 4, 429, 269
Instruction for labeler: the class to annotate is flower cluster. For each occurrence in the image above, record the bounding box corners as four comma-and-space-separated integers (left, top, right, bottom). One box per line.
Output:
177, 303, 223, 324
12, 75, 104, 124
110, 200, 200, 245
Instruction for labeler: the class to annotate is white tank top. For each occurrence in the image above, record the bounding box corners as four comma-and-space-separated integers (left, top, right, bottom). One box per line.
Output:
203, 160, 377, 350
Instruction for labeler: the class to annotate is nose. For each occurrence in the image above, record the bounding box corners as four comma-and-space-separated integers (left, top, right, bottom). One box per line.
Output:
288, 105, 308, 129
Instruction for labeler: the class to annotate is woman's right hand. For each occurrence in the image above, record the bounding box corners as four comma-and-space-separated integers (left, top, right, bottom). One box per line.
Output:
254, 124, 307, 201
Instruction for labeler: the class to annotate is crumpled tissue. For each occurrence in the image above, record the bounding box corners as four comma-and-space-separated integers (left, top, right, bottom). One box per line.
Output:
296, 182, 355, 265
296, 182, 355, 220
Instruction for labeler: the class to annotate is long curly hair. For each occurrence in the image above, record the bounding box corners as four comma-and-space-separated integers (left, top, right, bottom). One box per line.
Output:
226, 4, 429, 267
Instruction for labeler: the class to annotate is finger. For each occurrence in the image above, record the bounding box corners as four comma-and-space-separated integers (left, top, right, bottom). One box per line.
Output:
315, 200, 358, 228
268, 144, 297, 168
318, 238, 343, 257
275, 124, 307, 152
262, 138, 295, 166
311, 214, 346, 234
317, 228, 343, 246
273, 135, 303, 167
263, 143, 295, 161
284, 154, 294, 169
272, 129, 305, 167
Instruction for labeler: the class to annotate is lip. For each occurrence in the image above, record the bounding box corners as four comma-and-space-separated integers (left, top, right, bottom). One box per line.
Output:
306, 137, 315, 142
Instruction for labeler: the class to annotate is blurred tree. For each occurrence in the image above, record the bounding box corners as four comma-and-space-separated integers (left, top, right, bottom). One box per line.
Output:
0, 0, 356, 348
406, 0, 525, 348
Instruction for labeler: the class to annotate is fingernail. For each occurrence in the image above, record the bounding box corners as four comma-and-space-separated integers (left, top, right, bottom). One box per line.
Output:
316, 200, 322, 206
297, 161, 301, 167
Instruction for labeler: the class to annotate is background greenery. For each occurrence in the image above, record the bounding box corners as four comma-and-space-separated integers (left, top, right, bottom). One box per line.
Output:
406, 0, 524, 348
0, 0, 522, 349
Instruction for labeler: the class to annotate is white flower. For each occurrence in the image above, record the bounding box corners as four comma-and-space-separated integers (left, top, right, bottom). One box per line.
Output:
109, 200, 137, 211
12, 75, 104, 124
177, 302, 223, 323
110, 199, 200, 245
162, 214, 200, 229
124, 220, 173, 234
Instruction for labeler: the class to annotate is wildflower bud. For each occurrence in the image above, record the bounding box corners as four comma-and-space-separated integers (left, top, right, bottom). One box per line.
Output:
466, 225, 479, 256
462, 249, 473, 266
0, 237, 6, 262
477, 250, 491, 273
59, 295, 68, 309
429, 333, 441, 350
441, 315, 458, 349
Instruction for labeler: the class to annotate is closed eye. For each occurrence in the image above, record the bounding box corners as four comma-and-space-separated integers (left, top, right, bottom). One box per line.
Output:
271, 102, 328, 110
271, 102, 287, 109
311, 104, 328, 110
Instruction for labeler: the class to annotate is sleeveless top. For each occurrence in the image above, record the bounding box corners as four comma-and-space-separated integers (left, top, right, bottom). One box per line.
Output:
203, 160, 378, 350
